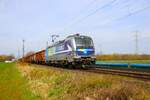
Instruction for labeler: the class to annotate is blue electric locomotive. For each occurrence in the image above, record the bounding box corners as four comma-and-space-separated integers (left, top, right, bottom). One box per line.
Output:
45, 34, 96, 68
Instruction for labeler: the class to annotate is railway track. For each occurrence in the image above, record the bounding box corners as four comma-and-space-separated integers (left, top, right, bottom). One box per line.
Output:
27, 63, 150, 81
85, 66, 150, 81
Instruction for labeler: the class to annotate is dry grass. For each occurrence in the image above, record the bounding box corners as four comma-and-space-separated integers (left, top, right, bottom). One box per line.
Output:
17, 63, 150, 100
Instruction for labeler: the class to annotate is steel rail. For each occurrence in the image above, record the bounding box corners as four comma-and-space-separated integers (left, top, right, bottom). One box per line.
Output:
85, 67, 150, 80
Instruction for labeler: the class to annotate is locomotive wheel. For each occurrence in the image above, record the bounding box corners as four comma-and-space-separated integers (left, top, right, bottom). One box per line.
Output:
81, 65, 88, 69
68, 64, 74, 69
82, 65, 86, 68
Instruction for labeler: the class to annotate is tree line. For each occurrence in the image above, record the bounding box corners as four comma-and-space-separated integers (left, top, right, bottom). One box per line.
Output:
0, 55, 15, 62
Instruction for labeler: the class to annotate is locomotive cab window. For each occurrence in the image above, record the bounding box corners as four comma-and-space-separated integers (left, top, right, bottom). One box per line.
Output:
75, 36, 94, 48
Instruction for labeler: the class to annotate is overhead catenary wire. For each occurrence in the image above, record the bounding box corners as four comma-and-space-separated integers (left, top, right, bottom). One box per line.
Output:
62, 0, 117, 31
58, 0, 98, 34
87, 5, 150, 29
116, 5, 150, 21
72, 0, 98, 19
66, 0, 98, 24
60, 0, 150, 36
73, 0, 116, 26
103, 5, 150, 25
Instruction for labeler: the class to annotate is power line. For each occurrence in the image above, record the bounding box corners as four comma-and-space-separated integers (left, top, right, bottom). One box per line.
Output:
79, 0, 116, 19
116, 5, 150, 21
63, 0, 117, 30
74, 0, 116, 25
73, 0, 98, 18
89, 5, 150, 29
60, 0, 98, 32
61, 1, 150, 33
69, 0, 97, 24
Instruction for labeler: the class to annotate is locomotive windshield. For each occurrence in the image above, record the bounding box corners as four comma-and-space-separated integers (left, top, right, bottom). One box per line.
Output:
75, 36, 94, 48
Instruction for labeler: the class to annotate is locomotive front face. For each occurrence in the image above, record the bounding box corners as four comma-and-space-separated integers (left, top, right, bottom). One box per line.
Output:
75, 36, 95, 56
73, 36, 96, 65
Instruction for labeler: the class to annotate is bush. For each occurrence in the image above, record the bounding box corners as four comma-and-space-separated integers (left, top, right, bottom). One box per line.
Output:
0, 55, 15, 62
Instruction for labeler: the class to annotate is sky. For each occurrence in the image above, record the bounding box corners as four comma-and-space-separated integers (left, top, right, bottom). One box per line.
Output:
0, 0, 150, 57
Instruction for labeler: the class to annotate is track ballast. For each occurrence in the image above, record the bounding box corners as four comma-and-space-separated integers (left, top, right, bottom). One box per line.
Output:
85, 65, 150, 81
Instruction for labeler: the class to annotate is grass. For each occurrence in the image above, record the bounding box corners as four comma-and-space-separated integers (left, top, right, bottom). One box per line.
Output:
17, 63, 150, 100
0, 62, 37, 100
97, 60, 150, 64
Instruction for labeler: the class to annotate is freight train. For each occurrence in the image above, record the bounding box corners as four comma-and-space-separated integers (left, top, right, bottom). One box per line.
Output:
23, 34, 96, 68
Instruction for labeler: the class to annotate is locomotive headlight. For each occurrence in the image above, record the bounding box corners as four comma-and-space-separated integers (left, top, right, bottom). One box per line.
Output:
77, 49, 84, 52
77, 48, 93, 54
83, 49, 88, 54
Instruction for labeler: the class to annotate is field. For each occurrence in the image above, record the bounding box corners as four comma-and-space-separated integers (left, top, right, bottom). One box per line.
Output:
0, 62, 37, 100
0, 62, 150, 100
96, 54, 150, 61
17, 63, 150, 100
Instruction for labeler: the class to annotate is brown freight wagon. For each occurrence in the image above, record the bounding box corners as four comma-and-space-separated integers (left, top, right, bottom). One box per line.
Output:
35, 50, 46, 64
29, 54, 35, 63
24, 54, 34, 63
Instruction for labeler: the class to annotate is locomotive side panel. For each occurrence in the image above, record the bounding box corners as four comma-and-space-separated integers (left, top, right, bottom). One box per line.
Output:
46, 38, 75, 65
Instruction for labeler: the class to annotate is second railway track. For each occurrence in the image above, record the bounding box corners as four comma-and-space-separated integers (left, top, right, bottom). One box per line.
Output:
85, 66, 150, 81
